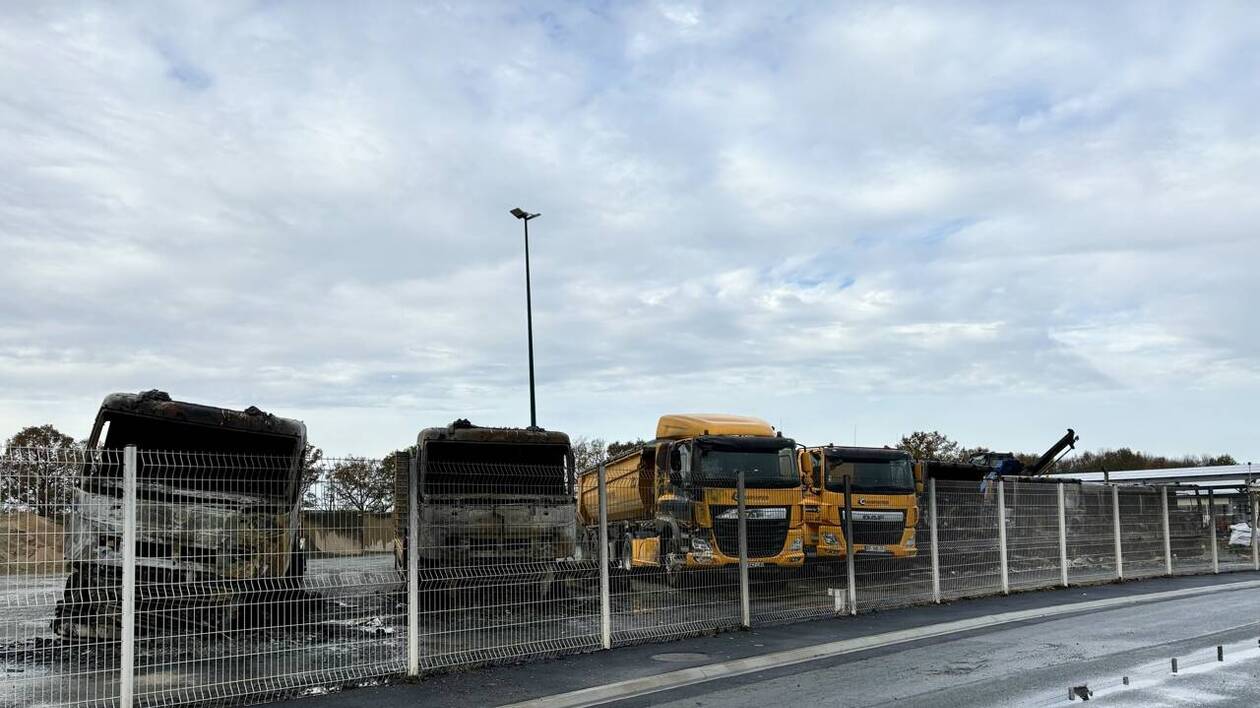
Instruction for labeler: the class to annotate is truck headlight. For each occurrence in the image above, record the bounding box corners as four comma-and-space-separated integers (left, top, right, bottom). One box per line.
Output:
789, 537, 803, 552
905, 537, 915, 548
821, 532, 839, 546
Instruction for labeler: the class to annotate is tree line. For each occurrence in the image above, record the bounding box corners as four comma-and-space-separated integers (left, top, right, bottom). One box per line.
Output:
893, 430, 1238, 473
0, 424, 404, 517
4, 423, 1239, 518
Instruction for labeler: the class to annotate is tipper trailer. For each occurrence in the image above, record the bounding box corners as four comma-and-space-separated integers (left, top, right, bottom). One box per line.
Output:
577, 414, 805, 586
54, 390, 307, 638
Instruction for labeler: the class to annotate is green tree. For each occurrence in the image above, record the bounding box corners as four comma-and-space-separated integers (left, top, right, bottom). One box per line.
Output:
2, 425, 81, 516
896, 430, 962, 462
328, 456, 394, 514
572, 437, 648, 472
300, 443, 325, 508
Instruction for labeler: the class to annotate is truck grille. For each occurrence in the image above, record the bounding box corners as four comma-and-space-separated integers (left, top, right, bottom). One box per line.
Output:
710, 506, 789, 558
850, 520, 904, 546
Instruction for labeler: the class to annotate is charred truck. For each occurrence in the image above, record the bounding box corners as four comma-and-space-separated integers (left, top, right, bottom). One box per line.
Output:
55, 390, 307, 638
392, 420, 578, 595
798, 446, 922, 562
577, 414, 805, 585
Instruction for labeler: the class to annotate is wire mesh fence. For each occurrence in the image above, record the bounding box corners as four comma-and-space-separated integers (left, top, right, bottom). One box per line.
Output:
1170, 491, 1214, 575
935, 479, 1003, 600
1004, 479, 1063, 590
1065, 482, 1118, 583
2, 447, 123, 708
5, 445, 1259, 708
1117, 486, 1167, 579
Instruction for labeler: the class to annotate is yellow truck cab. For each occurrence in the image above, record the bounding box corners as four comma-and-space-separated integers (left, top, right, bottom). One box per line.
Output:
799, 446, 921, 560
578, 414, 805, 585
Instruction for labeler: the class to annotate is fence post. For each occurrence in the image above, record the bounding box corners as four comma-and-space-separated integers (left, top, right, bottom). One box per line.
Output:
737, 471, 750, 628
929, 478, 941, 604
1112, 484, 1123, 580
120, 445, 137, 708
843, 475, 857, 615
1164, 483, 1174, 574
597, 464, 611, 649
1251, 495, 1258, 572
1057, 483, 1069, 587
406, 453, 420, 677
996, 478, 1009, 595
1209, 488, 1219, 574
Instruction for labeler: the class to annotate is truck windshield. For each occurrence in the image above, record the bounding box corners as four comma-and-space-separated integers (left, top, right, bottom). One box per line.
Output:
696, 449, 798, 488
827, 459, 915, 493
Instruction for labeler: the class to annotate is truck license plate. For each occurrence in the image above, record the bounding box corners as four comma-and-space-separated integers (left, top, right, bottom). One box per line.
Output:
864, 545, 886, 553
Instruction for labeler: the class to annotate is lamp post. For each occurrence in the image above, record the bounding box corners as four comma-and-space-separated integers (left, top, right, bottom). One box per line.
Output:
510, 207, 541, 428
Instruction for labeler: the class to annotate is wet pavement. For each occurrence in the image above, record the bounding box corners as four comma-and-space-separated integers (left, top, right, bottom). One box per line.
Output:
272, 572, 1260, 708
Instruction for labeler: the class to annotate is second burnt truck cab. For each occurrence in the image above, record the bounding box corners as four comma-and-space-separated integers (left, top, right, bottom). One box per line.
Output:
799, 446, 921, 562
578, 414, 805, 586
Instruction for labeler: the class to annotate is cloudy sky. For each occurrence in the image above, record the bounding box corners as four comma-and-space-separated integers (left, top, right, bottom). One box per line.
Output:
2, 2, 1258, 461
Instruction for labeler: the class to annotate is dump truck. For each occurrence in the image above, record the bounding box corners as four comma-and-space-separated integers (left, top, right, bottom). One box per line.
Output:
54, 390, 307, 638
392, 419, 578, 596
577, 414, 805, 586
798, 446, 921, 561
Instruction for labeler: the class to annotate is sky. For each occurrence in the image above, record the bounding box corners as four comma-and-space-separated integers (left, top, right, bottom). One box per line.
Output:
1, 2, 1258, 461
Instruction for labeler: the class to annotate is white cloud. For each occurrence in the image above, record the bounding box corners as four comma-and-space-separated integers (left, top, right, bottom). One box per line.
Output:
1, 2, 1258, 461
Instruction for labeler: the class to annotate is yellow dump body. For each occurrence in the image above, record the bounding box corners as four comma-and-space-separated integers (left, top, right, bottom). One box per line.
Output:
581, 414, 805, 571
656, 413, 775, 440
577, 449, 654, 525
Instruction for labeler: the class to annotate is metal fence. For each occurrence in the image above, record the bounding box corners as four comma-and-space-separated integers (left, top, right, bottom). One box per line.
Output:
4, 448, 1259, 708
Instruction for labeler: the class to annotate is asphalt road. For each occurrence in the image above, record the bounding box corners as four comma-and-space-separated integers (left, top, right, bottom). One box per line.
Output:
619, 580, 1260, 707
277, 572, 1260, 708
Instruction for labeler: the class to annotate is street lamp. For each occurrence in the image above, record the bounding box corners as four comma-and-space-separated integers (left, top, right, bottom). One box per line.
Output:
510, 207, 541, 428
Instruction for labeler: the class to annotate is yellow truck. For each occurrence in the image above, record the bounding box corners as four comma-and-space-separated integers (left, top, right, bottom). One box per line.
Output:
577, 414, 805, 586
798, 446, 921, 561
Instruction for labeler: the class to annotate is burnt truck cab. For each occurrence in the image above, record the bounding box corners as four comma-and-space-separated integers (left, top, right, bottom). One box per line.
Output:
55, 390, 306, 638
394, 420, 577, 589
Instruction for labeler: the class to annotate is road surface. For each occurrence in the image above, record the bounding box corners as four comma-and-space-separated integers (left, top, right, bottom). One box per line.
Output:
278, 573, 1260, 708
